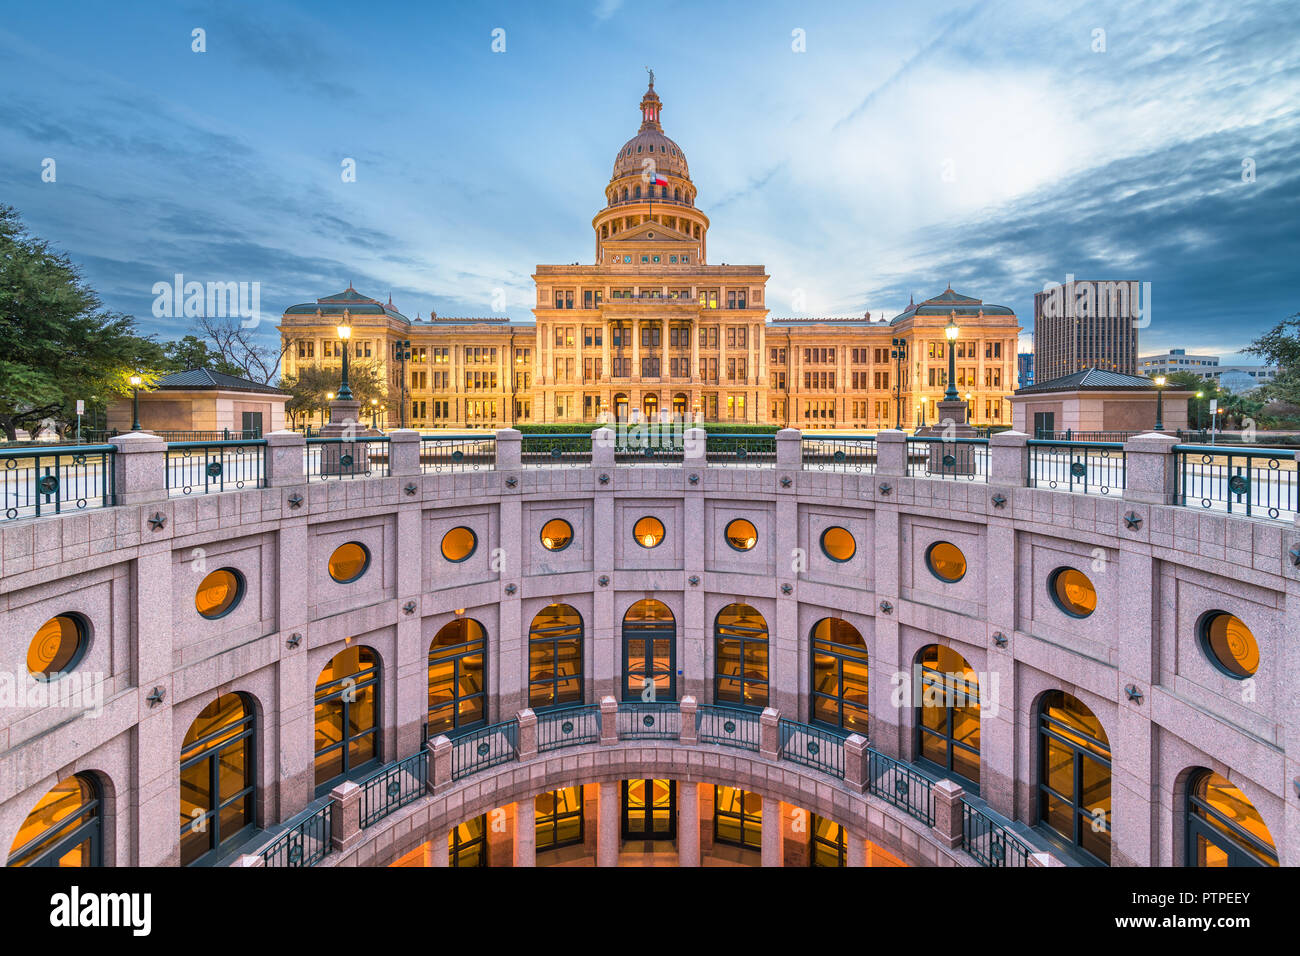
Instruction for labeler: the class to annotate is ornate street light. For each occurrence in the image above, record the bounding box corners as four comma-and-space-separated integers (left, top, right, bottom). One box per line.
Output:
1153, 375, 1166, 431
943, 316, 959, 402
335, 323, 353, 401
129, 374, 143, 430
370, 398, 379, 429
1195, 390, 1204, 431
891, 337, 907, 428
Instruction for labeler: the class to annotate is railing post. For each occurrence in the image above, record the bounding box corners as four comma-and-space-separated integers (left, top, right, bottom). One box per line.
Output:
843, 733, 868, 791
989, 430, 1029, 486
1122, 433, 1179, 505
683, 426, 707, 464
428, 735, 453, 791
387, 429, 421, 477
679, 696, 697, 744
517, 708, 538, 759
600, 696, 619, 745
592, 425, 616, 470
931, 780, 965, 849
495, 427, 521, 474
759, 707, 780, 760
328, 781, 363, 852
263, 429, 306, 487
775, 427, 802, 472
109, 432, 167, 505
875, 429, 907, 476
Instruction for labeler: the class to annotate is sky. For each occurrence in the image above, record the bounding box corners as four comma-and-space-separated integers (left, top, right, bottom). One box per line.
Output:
1, 0, 1297, 364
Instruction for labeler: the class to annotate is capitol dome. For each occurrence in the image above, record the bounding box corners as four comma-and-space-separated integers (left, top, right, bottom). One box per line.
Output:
611, 78, 690, 181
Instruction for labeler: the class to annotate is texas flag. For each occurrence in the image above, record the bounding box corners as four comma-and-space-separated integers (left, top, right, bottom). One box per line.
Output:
649, 171, 668, 186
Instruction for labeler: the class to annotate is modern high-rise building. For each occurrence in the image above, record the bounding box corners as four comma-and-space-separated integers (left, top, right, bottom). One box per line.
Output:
1033, 279, 1141, 382
1017, 351, 1034, 388
279, 80, 1021, 430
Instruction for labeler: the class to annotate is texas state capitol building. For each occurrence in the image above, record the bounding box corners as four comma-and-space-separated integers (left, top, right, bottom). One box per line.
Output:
278, 79, 1019, 430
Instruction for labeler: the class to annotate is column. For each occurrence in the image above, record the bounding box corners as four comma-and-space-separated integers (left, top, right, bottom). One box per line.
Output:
597, 781, 620, 867
513, 800, 537, 867
631, 318, 641, 389
678, 782, 700, 866
846, 833, 867, 867
761, 797, 783, 866
718, 319, 728, 415
601, 320, 611, 383
690, 315, 700, 390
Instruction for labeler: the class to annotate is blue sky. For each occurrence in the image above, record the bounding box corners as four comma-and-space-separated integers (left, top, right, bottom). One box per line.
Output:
1, 0, 1296, 363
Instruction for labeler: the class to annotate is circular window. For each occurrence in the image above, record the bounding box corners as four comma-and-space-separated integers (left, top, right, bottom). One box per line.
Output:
441, 526, 478, 562
925, 542, 967, 583
724, 518, 758, 551
540, 518, 574, 552
27, 614, 88, 680
633, 516, 665, 549
1048, 567, 1097, 618
195, 568, 245, 619
1199, 611, 1259, 679
328, 542, 370, 583
820, 526, 856, 563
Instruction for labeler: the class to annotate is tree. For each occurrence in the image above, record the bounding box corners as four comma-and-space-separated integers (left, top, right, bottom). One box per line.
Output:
194, 316, 291, 385
280, 361, 387, 429
160, 334, 245, 377
0, 205, 166, 440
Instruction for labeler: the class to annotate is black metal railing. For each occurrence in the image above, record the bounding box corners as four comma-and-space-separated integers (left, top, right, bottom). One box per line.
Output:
1174, 444, 1298, 521
801, 435, 878, 473
616, 701, 681, 740
866, 749, 935, 825
697, 704, 761, 751
537, 704, 601, 751
521, 433, 592, 467
260, 802, 333, 867
165, 440, 266, 496
613, 429, 685, 466
419, 435, 496, 473
358, 750, 428, 829
705, 433, 777, 468
450, 719, 519, 780
777, 718, 846, 779
1, 444, 116, 521
1035, 428, 1139, 442
906, 437, 989, 482
305, 437, 390, 480
961, 800, 1033, 867
1026, 440, 1125, 496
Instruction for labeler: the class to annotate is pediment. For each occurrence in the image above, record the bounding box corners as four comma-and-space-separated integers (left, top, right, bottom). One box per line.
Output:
607, 221, 695, 244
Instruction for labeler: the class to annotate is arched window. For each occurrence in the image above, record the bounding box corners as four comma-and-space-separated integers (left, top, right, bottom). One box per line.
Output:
1186, 770, 1277, 867
674, 188, 681, 202
180, 692, 255, 865
622, 600, 676, 701
714, 603, 768, 708
634, 185, 641, 199
449, 815, 488, 867
1038, 691, 1110, 864
915, 645, 980, 789
428, 619, 487, 736
528, 604, 583, 710
7, 773, 101, 867
314, 646, 380, 791
810, 618, 868, 734
622, 187, 628, 200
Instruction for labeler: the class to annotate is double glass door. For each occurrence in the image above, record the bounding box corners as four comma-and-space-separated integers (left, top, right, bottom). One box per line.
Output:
621, 779, 676, 840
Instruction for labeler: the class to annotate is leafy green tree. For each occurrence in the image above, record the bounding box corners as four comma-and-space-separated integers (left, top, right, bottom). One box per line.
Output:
160, 334, 244, 377
280, 361, 387, 429
0, 205, 165, 440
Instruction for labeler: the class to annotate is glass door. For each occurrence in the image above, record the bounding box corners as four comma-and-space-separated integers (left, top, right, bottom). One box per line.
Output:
622, 779, 676, 841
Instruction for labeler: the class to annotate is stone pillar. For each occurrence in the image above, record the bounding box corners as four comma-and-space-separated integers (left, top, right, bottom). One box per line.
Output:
632, 318, 641, 384
690, 320, 700, 385
328, 781, 363, 852
1028, 851, 1066, 867
678, 782, 700, 866
387, 428, 421, 477
597, 781, 620, 867
262, 429, 306, 487
109, 432, 167, 505
989, 429, 1028, 487
517, 708, 538, 759
592, 426, 616, 469
846, 832, 867, 867
679, 696, 698, 744
759, 707, 780, 760
429, 735, 453, 791
761, 798, 783, 867
660, 322, 669, 387
600, 696, 619, 745
232, 854, 265, 867
601, 323, 611, 382
931, 779, 965, 849
683, 426, 706, 466
775, 427, 801, 475
513, 799, 537, 867
844, 734, 868, 792
431, 834, 450, 867
874, 428, 907, 476
495, 427, 522, 472
1122, 433, 1178, 505
133, 532, 175, 865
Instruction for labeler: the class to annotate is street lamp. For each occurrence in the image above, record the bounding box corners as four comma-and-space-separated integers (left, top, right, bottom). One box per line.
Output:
1153, 375, 1166, 431
335, 323, 353, 401
1195, 390, 1204, 431
965, 391, 973, 424
891, 337, 907, 428
370, 398, 379, 429
943, 316, 959, 402
129, 374, 143, 430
